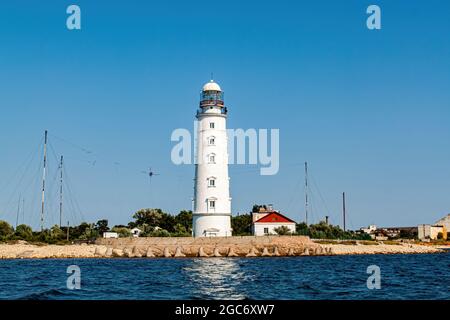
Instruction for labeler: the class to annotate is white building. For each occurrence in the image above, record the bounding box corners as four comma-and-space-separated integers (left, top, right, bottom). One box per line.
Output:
131, 227, 142, 238
360, 225, 377, 234
192, 80, 232, 237
418, 213, 449, 240
103, 232, 118, 239
252, 209, 296, 236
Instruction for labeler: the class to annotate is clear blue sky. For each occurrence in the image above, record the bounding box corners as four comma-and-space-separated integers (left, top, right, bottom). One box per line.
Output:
0, 0, 449, 230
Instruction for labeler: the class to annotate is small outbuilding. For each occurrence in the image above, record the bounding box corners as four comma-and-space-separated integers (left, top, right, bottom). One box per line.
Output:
130, 227, 142, 238
103, 232, 119, 239
252, 208, 296, 236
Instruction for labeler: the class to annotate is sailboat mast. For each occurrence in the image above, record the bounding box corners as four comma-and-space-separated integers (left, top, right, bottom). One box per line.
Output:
59, 155, 63, 228
305, 161, 308, 225
40, 130, 48, 231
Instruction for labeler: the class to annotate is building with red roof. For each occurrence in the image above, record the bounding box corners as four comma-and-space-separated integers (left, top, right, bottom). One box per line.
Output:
251, 206, 296, 236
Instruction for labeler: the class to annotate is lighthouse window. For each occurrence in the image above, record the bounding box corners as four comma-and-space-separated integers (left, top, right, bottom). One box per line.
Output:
208, 178, 216, 187
209, 200, 216, 209
210, 122, 215, 129
208, 137, 215, 145
209, 154, 216, 164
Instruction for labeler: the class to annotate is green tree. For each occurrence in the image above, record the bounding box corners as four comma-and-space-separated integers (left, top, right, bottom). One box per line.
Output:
296, 222, 309, 236
274, 225, 292, 235
150, 228, 171, 237
132, 208, 164, 227
70, 222, 91, 239
231, 214, 252, 235
111, 226, 131, 238
175, 210, 192, 233
15, 224, 33, 240
252, 204, 267, 212
0, 220, 14, 238
159, 213, 176, 233
50, 225, 65, 240
95, 219, 109, 234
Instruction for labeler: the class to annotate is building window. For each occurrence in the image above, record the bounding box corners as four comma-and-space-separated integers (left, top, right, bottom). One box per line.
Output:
208, 136, 215, 145
208, 154, 216, 164
208, 177, 216, 187
264, 227, 269, 234
210, 122, 215, 129
209, 200, 216, 209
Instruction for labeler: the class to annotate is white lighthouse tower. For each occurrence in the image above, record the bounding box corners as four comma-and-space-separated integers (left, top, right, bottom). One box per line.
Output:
192, 80, 232, 237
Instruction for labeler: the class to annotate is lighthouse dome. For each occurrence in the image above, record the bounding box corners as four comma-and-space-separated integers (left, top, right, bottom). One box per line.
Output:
202, 80, 221, 92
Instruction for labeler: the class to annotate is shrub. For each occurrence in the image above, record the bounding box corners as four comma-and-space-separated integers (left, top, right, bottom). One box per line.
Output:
15, 224, 33, 240
0, 220, 14, 238
273, 226, 292, 235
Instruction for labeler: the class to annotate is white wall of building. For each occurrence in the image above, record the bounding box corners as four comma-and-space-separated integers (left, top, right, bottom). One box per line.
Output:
418, 224, 445, 240
253, 223, 296, 236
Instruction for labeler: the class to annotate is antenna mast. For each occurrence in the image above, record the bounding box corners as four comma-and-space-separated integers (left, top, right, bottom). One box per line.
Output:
305, 162, 309, 225
16, 195, 21, 229
59, 155, 64, 228
342, 192, 346, 231
40, 130, 48, 231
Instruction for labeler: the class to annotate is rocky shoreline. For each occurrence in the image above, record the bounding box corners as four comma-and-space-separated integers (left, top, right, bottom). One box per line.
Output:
0, 236, 445, 259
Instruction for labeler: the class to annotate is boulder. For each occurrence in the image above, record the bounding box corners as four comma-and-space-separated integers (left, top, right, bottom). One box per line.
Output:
213, 247, 222, 257
123, 247, 134, 258
174, 247, 186, 257
145, 247, 155, 258
198, 247, 209, 257
112, 248, 124, 257
272, 246, 281, 256
105, 247, 113, 257
132, 246, 143, 258
163, 247, 172, 258
94, 246, 107, 257
288, 248, 296, 256
261, 247, 271, 257
246, 247, 258, 257
227, 247, 239, 257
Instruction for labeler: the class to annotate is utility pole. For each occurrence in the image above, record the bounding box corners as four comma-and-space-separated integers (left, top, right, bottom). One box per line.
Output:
40, 130, 48, 232
342, 192, 346, 232
305, 162, 309, 225
59, 155, 64, 228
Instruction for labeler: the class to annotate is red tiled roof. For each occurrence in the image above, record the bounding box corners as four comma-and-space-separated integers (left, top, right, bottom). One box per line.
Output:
254, 212, 295, 224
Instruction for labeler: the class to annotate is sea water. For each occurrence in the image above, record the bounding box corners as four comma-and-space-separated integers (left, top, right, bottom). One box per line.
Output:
0, 253, 448, 300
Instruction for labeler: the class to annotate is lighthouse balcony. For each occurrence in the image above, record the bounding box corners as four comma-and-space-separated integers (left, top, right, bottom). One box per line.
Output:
197, 106, 228, 116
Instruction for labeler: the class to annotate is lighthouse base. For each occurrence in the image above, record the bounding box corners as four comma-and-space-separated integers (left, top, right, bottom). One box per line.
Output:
192, 214, 232, 237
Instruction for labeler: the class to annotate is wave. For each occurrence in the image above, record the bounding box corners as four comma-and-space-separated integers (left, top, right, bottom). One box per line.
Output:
18, 288, 69, 300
